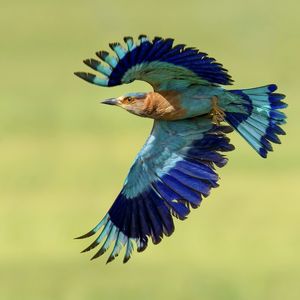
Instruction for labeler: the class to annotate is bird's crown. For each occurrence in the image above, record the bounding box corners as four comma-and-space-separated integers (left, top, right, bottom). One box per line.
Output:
122, 92, 147, 100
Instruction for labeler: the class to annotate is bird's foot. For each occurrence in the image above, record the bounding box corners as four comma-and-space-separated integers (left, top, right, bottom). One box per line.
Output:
210, 96, 225, 125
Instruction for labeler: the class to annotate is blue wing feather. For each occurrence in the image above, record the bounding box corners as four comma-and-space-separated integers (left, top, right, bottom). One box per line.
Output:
168, 169, 211, 196
77, 117, 235, 263
75, 35, 233, 89
152, 181, 190, 220
161, 174, 202, 206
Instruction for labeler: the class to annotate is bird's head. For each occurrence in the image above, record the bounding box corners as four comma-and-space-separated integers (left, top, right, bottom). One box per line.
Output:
101, 92, 148, 116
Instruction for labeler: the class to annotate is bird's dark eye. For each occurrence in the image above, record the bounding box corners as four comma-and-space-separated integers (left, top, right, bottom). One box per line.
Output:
123, 96, 134, 103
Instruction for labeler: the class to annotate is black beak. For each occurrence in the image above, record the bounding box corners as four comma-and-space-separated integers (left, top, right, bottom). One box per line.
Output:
101, 98, 118, 106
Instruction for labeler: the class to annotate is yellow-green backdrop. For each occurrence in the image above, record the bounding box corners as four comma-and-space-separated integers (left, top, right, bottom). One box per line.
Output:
1, 1, 299, 299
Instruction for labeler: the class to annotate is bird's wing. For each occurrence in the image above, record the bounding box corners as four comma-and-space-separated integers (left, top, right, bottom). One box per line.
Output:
75, 35, 233, 91
76, 116, 235, 263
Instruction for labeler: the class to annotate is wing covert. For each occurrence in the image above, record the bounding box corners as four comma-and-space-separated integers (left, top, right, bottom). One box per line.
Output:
75, 35, 233, 91
76, 117, 235, 263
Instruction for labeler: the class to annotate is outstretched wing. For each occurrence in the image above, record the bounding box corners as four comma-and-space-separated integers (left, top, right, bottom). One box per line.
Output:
75, 35, 233, 91
76, 117, 234, 263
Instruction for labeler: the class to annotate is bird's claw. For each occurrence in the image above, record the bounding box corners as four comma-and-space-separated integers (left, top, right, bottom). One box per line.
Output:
210, 96, 225, 125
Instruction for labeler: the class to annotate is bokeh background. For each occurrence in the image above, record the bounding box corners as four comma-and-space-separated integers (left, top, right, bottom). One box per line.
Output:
1, 0, 299, 299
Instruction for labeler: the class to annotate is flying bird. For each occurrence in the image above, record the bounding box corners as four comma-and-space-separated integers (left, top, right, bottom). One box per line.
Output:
74, 35, 287, 263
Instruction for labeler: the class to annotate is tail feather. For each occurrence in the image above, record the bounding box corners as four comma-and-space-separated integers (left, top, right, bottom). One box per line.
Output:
225, 84, 287, 158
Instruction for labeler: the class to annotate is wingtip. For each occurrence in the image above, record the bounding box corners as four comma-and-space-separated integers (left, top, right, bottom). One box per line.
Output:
80, 248, 90, 253
259, 148, 268, 158
90, 248, 105, 260
123, 36, 133, 42
74, 229, 97, 240
268, 84, 278, 92
109, 42, 121, 50
74, 71, 83, 78
90, 254, 98, 261
82, 59, 90, 66
153, 36, 163, 43
80, 240, 100, 253
96, 50, 109, 61
136, 245, 147, 253
73, 71, 94, 82
138, 34, 149, 42
106, 254, 117, 264
83, 58, 97, 69
123, 256, 131, 264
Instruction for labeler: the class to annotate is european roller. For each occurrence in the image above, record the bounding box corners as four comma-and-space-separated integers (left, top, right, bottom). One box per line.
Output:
74, 35, 287, 263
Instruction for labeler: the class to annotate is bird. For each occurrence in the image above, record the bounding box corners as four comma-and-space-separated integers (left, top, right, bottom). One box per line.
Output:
74, 35, 287, 264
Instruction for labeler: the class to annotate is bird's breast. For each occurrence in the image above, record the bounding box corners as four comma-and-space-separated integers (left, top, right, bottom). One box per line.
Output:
143, 91, 187, 120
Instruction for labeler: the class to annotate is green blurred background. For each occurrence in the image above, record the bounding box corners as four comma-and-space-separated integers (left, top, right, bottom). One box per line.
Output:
1, 0, 299, 299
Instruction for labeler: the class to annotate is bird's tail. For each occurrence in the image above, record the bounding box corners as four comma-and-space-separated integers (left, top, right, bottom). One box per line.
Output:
224, 84, 287, 158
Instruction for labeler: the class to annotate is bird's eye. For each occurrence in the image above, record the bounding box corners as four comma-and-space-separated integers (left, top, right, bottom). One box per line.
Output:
123, 96, 134, 103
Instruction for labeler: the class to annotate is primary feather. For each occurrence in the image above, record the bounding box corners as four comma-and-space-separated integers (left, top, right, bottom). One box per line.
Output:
75, 35, 287, 263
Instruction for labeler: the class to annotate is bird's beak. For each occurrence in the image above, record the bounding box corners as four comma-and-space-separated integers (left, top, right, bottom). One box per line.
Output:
101, 98, 119, 106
